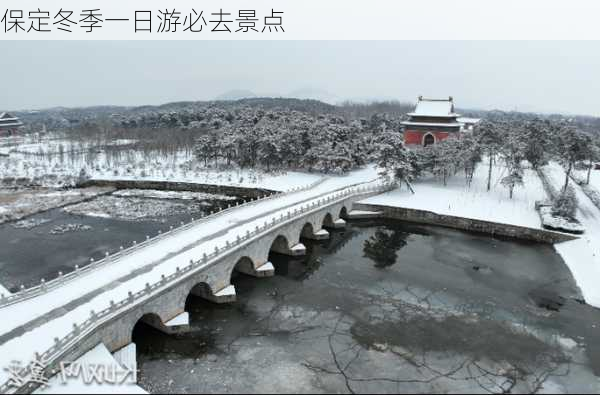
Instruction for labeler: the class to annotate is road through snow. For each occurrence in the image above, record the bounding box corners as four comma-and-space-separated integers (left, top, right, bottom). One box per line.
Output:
544, 163, 600, 309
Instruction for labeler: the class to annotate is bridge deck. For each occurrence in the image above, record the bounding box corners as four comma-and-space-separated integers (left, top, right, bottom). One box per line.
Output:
0, 167, 380, 386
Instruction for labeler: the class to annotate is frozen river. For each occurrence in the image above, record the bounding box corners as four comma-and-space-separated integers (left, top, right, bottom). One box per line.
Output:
132, 219, 600, 393
0, 190, 246, 291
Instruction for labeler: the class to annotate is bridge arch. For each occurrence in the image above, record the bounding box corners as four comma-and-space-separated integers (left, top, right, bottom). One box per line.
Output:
131, 312, 166, 350
185, 281, 215, 307
322, 212, 335, 228
228, 256, 257, 279
339, 206, 348, 220
300, 222, 315, 239
269, 234, 291, 255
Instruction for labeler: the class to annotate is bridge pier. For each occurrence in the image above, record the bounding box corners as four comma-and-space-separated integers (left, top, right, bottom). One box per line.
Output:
236, 261, 275, 277
139, 312, 190, 335
326, 218, 346, 229
271, 242, 307, 256
193, 284, 237, 304
234, 258, 275, 277
302, 228, 330, 241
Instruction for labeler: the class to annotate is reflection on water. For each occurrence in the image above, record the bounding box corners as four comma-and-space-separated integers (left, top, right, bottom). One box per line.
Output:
133, 219, 600, 394
364, 229, 408, 268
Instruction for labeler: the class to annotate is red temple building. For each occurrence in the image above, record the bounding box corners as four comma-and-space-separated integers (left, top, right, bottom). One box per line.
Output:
402, 96, 462, 147
0, 112, 23, 136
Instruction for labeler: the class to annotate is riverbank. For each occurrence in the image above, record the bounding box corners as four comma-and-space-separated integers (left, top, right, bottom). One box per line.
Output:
81, 179, 276, 199
352, 203, 575, 244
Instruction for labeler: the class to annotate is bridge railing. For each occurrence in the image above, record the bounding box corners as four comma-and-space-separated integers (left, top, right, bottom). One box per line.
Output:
0, 177, 328, 309
0, 180, 395, 394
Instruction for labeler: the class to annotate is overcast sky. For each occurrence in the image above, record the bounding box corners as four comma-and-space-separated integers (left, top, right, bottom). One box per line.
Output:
1, 41, 599, 116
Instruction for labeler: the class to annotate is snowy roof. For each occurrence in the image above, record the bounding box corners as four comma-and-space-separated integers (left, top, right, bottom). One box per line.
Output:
0, 112, 23, 128
0, 112, 19, 121
401, 120, 461, 128
407, 97, 459, 118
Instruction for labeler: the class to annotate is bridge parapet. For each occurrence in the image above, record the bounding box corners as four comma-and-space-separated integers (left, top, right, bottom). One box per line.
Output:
0, 180, 394, 394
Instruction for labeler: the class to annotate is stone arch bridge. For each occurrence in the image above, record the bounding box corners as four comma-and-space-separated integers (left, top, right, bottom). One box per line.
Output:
2, 182, 391, 394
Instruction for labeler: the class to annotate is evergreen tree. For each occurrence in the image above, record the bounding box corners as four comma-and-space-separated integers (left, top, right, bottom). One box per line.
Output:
376, 132, 417, 192
474, 120, 504, 191
556, 126, 593, 191
500, 127, 527, 199
520, 119, 554, 169
584, 136, 600, 185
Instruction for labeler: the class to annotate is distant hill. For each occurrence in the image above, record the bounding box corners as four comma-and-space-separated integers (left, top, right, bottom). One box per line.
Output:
12, 97, 600, 137
288, 88, 340, 105
215, 90, 257, 101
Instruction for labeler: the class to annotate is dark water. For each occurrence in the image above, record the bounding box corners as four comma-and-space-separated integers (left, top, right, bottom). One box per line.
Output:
133, 220, 600, 393
0, 193, 246, 291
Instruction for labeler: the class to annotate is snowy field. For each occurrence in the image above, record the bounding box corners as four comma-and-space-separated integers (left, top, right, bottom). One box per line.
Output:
361, 161, 546, 229
0, 148, 324, 192
543, 163, 600, 309
1, 135, 138, 155
573, 167, 600, 209
92, 168, 323, 192
573, 168, 600, 191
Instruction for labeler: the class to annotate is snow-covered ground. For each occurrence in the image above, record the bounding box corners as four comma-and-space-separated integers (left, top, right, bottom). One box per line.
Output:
543, 163, 600, 309
573, 168, 600, 191
92, 168, 322, 192
573, 168, 600, 209
6, 137, 138, 156
361, 161, 546, 229
34, 343, 147, 394
0, 146, 323, 192
0, 283, 9, 296
0, 165, 381, 386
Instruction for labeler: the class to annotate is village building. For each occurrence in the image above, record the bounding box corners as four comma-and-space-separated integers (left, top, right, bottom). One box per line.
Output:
457, 116, 481, 133
402, 96, 463, 147
0, 112, 23, 136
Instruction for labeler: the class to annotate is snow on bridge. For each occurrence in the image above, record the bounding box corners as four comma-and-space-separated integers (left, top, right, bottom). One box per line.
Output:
0, 166, 387, 392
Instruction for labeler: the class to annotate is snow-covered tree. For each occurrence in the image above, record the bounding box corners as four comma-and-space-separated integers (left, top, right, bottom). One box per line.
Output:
474, 120, 504, 191
519, 119, 555, 169
456, 134, 481, 187
500, 127, 527, 198
584, 136, 600, 185
555, 126, 593, 192
376, 132, 417, 192
501, 168, 524, 199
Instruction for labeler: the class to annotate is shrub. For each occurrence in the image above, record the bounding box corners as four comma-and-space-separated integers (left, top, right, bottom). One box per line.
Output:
552, 186, 578, 220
